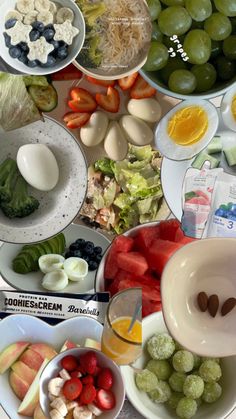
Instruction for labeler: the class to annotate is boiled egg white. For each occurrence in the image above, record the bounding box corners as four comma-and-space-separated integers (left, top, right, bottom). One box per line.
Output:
17, 144, 59, 191
119, 115, 154, 146
221, 87, 236, 132
104, 121, 128, 161
155, 99, 219, 161
80, 111, 109, 147
127, 98, 162, 123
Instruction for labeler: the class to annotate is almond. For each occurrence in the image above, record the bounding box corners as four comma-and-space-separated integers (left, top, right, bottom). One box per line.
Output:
208, 294, 219, 318
221, 298, 236, 316
197, 292, 208, 312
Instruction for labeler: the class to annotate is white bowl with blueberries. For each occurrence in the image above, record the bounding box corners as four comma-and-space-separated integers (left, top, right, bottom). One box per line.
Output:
0, 0, 85, 75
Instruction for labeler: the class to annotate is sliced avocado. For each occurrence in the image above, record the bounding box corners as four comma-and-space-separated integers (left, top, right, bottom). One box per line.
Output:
13, 252, 35, 272
54, 234, 65, 254
40, 241, 53, 254
12, 258, 28, 274
24, 247, 41, 269
47, 236, 59, 254
34, 243, 47, 257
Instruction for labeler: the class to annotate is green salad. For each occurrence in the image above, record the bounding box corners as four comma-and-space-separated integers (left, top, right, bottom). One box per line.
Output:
80, 145, 164, 234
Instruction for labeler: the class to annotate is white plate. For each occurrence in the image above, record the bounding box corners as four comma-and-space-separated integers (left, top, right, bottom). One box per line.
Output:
161, 112, 235, 220
0, 224, 111, 293
0, 116, 87, 244
0, 314, 103, 419
121, 311, 236, 419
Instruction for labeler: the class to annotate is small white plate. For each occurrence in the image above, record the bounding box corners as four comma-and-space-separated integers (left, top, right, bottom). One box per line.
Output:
0, 224, 111, 293
161, 114, 235, 220
0, 314, 103, 419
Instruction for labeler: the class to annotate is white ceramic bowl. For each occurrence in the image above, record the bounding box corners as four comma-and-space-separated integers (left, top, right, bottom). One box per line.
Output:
161, 238, 236, 357
0, 0, 85, 75
0, 116, 87, 243
121, 311, 236, 419
0, 314, 103, 419
39, 347, 125, 419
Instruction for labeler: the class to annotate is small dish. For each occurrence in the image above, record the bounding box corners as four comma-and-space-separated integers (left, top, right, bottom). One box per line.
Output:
0, 223, 110, 293
121, 311, 236, 419
39, 347, 125, 419
221, 84, 236, 132
161, 238, 236, 357
155, 99, 219, 161
0, 0, 85, 75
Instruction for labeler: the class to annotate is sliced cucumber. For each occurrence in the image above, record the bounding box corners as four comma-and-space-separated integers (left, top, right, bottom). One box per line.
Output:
207, 136, 222, 154
28, 84, 58, 112
224, 146, 236, 166
192, 152, 220, 169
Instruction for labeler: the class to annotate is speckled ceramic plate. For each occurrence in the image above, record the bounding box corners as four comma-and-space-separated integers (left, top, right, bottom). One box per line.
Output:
0, 224, 110, 293
0, 116, 87, 243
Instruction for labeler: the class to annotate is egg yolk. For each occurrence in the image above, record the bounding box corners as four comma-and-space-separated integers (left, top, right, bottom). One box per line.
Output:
167, 106, 208, 146
231, 95, 236, 121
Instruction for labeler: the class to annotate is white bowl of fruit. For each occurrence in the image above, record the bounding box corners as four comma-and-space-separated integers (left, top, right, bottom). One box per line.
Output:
121, 311, 236, 419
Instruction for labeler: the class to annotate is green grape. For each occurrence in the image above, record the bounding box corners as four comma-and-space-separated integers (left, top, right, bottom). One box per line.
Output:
176, 398, 198, 419
191, 63, 217, 92
185, 0, 212, 21
202, 382, 222, 403
172, 350, 195, 373
143, 41, 169, 71
199, 360, 222, 383
215, 55, 236, 80
160, 0, 185, 5
204, 13, 232, 40
147, 0, 162, 21
183, 30, 211, 64
151, 22, 163, 42
169, 372, 187, 392
135, 369, 158, 392
223, 35, 236, 59
146, 359, 172, 380
160, 57, 187, 84
163, 34, 185, 50
158, 6, 192, 36
210, 40, 222, 58
214, 0, 236, 17
168, 69, 197, 94
168, 392, 184, 409
183, 375, 204, 399
148, 380, 171, 403
192, 354, 201, 369
201, 357, 220, 364
147, 333, 175, 360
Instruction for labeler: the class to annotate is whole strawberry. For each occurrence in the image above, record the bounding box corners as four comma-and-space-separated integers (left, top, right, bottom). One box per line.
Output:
97, 368, 113, 390
80, 351, 97, 375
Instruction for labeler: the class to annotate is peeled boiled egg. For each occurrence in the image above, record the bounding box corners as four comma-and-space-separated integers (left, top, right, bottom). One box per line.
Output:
17, 144, 59, 191
127, 98, 162, 123
221, 87, 236, 132
155, 99, 219, 160
80, 111, 109, 147
119, 115, 154, 146
104, 121, 128, 161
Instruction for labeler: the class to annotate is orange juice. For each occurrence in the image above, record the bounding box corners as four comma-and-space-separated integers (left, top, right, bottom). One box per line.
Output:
101, 316, 142, 365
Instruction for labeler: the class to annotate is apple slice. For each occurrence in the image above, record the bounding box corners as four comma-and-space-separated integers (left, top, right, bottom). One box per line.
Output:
18, 358, 48, 417
0, 341, 29, 374
60, 340, 78, 352
9, 371, 30, 400
30, 343, 57, 361
11, 361, 37, 385
20, 348, 44, 371
33, 403, 47, 419
84, 338, 101, 351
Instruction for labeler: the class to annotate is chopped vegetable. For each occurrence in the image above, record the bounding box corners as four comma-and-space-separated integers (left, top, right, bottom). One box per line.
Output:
223, 146, 236, 166
207, 136, 222, 154
23, 75, 49, 87
28, 84, 58, 112
191, 152, 220, 169
0, 158, 18, 202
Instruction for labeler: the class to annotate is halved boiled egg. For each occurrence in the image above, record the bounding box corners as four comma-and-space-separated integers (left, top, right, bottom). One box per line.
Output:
155, 99, 219, 161
221, 86, 236, 132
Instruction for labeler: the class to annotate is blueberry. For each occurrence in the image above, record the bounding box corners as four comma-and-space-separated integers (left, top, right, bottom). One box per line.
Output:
73, 250, 82, 258
32, 21, 45, 32
59, 41, 68, 48
3, 32, 11, 48
69, 243, 80, 251
65, 252, 71, 259
27, 59, 39, 68
29, 29, 40, 41
9, 46, 21, 59
50, 39, 60, 50
86, 241, 94, 248
44, 24, 54, 31
82, 255, 90, 263
40, 55, 56, 67
18, 52, 28, 64
5, 19, 17, 29
95, 254, 102, 263
88, 260, 98, 271
43, 28, 55, 41
94, 246, 102, 255
57, 46, 68, 60
18, 42, 29, 53
83, 244, 94, 255
76, 238, 86, 247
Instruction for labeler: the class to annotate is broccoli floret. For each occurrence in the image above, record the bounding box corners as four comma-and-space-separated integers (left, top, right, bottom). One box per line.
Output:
77, 36, 102, 68
1, 175, 39, 218
77, 0, 106, 26
0, 158, 18, 202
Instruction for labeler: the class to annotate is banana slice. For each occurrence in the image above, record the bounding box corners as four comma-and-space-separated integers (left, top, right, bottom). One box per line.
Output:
87, 404, 103, 416
24, 11, 39, 24
37, 11, 54, 25
50, 398, 68, 416
39, 254, 65, 274
48, 377, 65, 397
49, 1, 58, 16
16, 0, 35, 14
5, 10, 23, 22
56, 7, 74, 23
66, 401, 79, 411
42, 270, 68, 291
35, 0, 50, 12
63, 258, 88, 282
73, 406, 93, 419
50, 409, 64, 419
59, 368, 71, 380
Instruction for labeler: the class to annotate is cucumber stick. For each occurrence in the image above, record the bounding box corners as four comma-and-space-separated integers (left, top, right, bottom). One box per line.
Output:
224, 146, 236, 166
28, 84, 58, 112
207, 136, 222, 154
192, 152, 220, 169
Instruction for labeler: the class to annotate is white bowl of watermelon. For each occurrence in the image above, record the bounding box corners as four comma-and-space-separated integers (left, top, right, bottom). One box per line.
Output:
95, 219, 195, 318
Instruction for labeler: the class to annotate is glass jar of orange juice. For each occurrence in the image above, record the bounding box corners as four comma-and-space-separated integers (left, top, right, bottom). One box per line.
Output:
101, 288, 142, 365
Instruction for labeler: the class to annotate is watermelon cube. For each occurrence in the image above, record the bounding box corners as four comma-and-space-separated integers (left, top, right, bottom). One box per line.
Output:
104, 247, 119, 280
147, 239, 183, 275
113, 235, 134, 252
117, 251, 148, 276
142, 298, 162, 318
159, 219, 181, 241
117, 279, 161, 302
134, 226, 160, 253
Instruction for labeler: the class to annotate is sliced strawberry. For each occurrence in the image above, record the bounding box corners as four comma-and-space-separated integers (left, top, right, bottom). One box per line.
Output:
61, 355, 78, 371
93, 365, 102, 376
82, 375, 94, 385
130, 74, 156, 99
68, 88, 97, 112
51, 64, 82, 81
118, 72, 138, 90
63, 112, 91, 129
96, 389, 116, 411
62, 377, 82, 401
71, 370, 82, 378
80, 384, 97, 405
86, 76, 116, 87
97, 368, 113, 390
80, 351, 97, 375
95, 87, 120, 113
